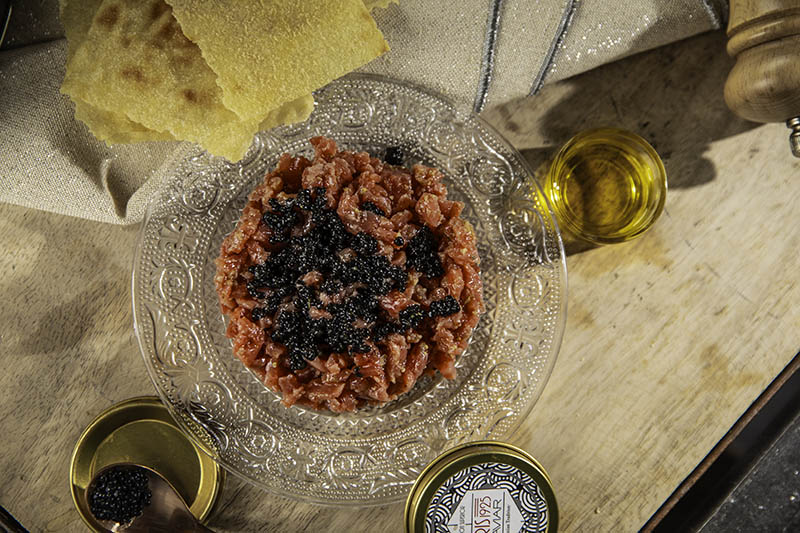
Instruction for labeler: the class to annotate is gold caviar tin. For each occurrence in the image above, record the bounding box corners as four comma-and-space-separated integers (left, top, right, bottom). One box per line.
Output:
69, 396, 224, 532
405, 441, 558, 533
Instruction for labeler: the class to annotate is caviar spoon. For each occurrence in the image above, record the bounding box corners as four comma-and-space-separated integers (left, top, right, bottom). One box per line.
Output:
85, 463, 215, 533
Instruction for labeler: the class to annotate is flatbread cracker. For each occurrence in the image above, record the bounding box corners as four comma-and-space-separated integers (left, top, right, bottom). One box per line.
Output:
60, 0, 174, 143
62, 0, 262, 160
73, 100, 175, 143
259, 94, 315, 131
59, 0, 102, 61
164, 0, 388, 121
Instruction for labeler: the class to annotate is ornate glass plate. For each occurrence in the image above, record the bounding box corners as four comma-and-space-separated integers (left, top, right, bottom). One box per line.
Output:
132, 74, 567, 505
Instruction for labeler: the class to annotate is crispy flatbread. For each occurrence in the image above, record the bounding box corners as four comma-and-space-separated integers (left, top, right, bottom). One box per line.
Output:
59, 0, 102, 61
73, 100, 175, 143
59, 0, 175, 143
62, 0, 264, 160
164, 0, 388, 121
259, 94, 315, 131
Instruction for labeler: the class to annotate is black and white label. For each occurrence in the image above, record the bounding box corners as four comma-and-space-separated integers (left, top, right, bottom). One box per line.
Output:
447, 487, 523, 533
425, 462, 549, 533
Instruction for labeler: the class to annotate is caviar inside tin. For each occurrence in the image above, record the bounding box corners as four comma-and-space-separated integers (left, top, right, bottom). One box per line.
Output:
70, 397, 223, 533
88, 465, 152, 524
406, 441, 558, 533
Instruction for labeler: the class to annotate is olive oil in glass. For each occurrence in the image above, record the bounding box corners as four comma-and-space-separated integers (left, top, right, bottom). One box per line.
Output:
545, 128, 667, 245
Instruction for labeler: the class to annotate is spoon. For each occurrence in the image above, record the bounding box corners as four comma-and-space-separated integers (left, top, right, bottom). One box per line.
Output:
85, 463, 215, 533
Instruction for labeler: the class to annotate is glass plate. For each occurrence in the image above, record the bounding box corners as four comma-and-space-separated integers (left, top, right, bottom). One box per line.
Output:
132, 74, 567, 505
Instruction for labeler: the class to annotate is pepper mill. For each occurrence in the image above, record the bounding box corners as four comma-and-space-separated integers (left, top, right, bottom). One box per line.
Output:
724, 0, 800, 157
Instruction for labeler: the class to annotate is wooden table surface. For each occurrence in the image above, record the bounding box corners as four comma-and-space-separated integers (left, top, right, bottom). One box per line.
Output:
2, 31, 799, 532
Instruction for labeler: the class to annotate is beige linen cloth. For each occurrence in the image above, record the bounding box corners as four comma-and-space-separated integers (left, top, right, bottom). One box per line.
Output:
0, 0, 727, 224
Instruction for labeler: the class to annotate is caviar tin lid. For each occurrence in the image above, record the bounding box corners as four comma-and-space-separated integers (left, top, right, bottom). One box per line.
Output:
70, 396, 224, 532
405, 441, 558, 533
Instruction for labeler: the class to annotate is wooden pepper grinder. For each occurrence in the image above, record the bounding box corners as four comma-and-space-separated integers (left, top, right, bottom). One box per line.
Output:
725, 0, 800, 157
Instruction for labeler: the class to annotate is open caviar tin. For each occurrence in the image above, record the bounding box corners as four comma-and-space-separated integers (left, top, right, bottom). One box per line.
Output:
69, 397, 223, 532
405, 441, 558, 533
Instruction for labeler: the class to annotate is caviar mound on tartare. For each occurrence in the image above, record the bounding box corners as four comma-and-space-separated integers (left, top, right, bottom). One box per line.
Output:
215, 137, 484, 412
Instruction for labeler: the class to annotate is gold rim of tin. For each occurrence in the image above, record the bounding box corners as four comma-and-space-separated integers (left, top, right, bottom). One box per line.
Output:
69, 396, 224, 532
404, 440, 558, 533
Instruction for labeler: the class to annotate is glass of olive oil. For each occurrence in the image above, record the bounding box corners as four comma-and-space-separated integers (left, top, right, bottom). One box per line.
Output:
545, 128, 667, 245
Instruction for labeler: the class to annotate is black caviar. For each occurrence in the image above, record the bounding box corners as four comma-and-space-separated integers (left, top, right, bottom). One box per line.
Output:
384, 146, 405, 166
251, 307, 269, 322
249, 188, 410, 368
406, 226, 445, 278
429, 295, 461, 317
351, 232, 379, 256
88, 466, 151, 524
371, 321, 400, 340
399, 305, 425, 329
249, 188, 461, 368
360, 201, 386, 217
262, 198, 298, 244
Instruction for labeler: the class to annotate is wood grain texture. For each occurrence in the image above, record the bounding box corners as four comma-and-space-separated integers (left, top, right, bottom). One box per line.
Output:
724, 0, 800, 123
1, 31, 799, 532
